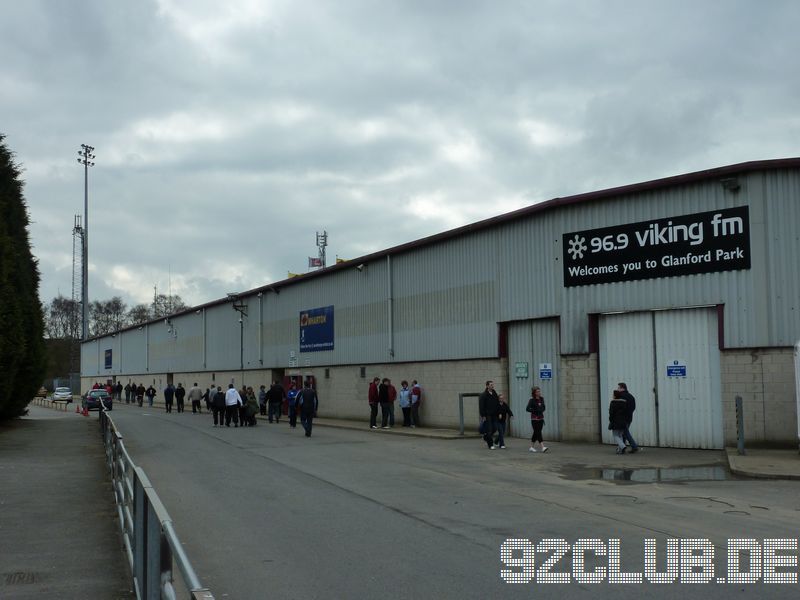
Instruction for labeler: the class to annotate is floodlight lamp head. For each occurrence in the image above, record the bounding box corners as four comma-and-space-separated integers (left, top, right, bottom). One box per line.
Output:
356, 264, 365, 272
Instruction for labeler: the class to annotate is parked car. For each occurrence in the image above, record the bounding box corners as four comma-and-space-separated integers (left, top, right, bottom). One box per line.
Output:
82, 389, 112, 411
52, 387, 73, 402
35, 386, 48, 398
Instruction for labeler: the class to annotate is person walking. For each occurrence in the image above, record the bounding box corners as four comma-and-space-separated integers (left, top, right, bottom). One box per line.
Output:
245, 387, 259, 426
478, 381, 500, 449
124, 383, 132, 404
224, 384, 243, 427
526, 386, 548, 453
211, 386, 226, 427
163, 383, 175, 413
268, 380, 285, 423
410, 380, 422, 428
204, 386, 214, 412
258, 385, 268, 416
136, 383, 146, 407
145, 385, 156, 408
609, 389, 629, 454
398, 381, 412, 426
115, 381, 123, 401
287, 381, 299, 428
495, 394, 513, 449
297, 379, 318, 437
175, 383, 186, 413
617, 382, 640, 453
188, 383, 203, 414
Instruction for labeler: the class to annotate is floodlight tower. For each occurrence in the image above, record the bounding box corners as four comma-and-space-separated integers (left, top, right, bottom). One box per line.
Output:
316, 230, 328, 268
77, 144, 95, 340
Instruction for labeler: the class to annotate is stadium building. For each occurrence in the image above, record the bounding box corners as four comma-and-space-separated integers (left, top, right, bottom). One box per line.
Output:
82, 158, 800, 448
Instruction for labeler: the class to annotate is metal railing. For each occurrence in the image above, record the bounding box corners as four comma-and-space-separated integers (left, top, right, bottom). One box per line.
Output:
99, 410, 214, 600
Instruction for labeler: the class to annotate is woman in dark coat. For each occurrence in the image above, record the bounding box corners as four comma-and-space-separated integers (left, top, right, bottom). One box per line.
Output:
608, 389, 629, 454
526, 387, 548, 453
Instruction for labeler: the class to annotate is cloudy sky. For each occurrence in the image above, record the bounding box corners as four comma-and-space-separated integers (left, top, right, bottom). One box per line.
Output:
2, 0, 798, 310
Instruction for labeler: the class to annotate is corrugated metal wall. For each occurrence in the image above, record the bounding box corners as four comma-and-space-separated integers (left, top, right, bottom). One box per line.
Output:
599, 308, 723, 449
83, 166, 800, 376
507, 319, 561, 440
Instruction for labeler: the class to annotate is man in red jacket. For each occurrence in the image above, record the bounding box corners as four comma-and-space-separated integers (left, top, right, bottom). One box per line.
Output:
368, 377, 380, 429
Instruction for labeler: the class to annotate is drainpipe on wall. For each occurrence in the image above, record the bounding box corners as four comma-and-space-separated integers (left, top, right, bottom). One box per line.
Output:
258, 292, 264, 365
145, 324, 149, 372
387, 255, 394, 358
202, 308, 207, 369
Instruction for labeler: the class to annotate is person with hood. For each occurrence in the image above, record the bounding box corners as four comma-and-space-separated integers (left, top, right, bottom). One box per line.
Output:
608, 389, 629, 454
526, 387, 548, 453
135, 383, 145, 407
145, 385, 156, 408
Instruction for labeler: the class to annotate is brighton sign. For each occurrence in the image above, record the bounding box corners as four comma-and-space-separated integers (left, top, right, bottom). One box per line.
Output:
562, 206, 751, 287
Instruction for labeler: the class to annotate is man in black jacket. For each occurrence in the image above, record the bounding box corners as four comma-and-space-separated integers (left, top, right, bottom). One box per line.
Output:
478, 380, 500, 449
617, 382, 640, 453
297, 380, 318, 437
267, 380, 285, 423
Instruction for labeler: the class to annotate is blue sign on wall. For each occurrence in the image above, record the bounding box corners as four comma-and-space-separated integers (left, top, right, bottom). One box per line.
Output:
666, 360, 687, 377
104, 349, 113, 370
299, 305, 334, 352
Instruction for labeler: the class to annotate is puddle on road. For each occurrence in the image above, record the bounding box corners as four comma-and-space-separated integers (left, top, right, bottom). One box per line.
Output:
560, 464, 732, 483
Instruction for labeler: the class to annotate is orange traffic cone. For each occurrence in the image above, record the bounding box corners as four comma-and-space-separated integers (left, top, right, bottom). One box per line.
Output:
75, 404, 81, 414
82, 407, 89, 417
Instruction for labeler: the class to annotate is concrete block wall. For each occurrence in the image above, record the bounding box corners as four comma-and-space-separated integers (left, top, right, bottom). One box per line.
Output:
89, 360, 508, 429
721, 348, 797, 446
559, 353, 601, 442
309, 358, 508, 429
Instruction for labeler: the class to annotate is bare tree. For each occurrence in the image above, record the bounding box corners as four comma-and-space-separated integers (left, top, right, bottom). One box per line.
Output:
45, 294, 80, 339
152, 293, 188, 318
89, 296, 128, 336
127, 303, 152, 326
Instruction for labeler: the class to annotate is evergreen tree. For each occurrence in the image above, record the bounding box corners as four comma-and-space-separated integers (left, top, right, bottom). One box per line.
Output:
0, 134, 46, 419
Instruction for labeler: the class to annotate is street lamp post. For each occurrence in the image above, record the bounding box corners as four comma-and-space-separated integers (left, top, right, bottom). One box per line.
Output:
77, 144, 95, 340
228, 294, 248, 374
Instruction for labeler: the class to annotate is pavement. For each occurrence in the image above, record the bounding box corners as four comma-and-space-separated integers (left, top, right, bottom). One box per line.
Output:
3, 400, 799, 598
0, 403, 134, 599
311, 415, 800, 480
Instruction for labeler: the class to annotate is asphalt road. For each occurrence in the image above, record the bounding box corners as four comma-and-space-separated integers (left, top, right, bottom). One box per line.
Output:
107, 406, 800, 600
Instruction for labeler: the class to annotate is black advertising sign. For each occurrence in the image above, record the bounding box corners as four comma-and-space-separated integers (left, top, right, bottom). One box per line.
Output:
562, 206, 751, 287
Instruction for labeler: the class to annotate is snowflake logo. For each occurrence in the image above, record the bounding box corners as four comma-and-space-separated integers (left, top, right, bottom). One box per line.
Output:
567, 235, 587, 260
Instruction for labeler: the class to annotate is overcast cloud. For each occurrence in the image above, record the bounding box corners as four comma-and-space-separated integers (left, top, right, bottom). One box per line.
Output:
2, 0, 798, 309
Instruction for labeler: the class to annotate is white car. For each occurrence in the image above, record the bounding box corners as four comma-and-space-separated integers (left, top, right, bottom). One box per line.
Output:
52, 387, 73, 402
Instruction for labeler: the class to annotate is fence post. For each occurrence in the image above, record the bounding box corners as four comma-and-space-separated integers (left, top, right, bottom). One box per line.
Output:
134, 475, 146, 599
735, 395, 746, 456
